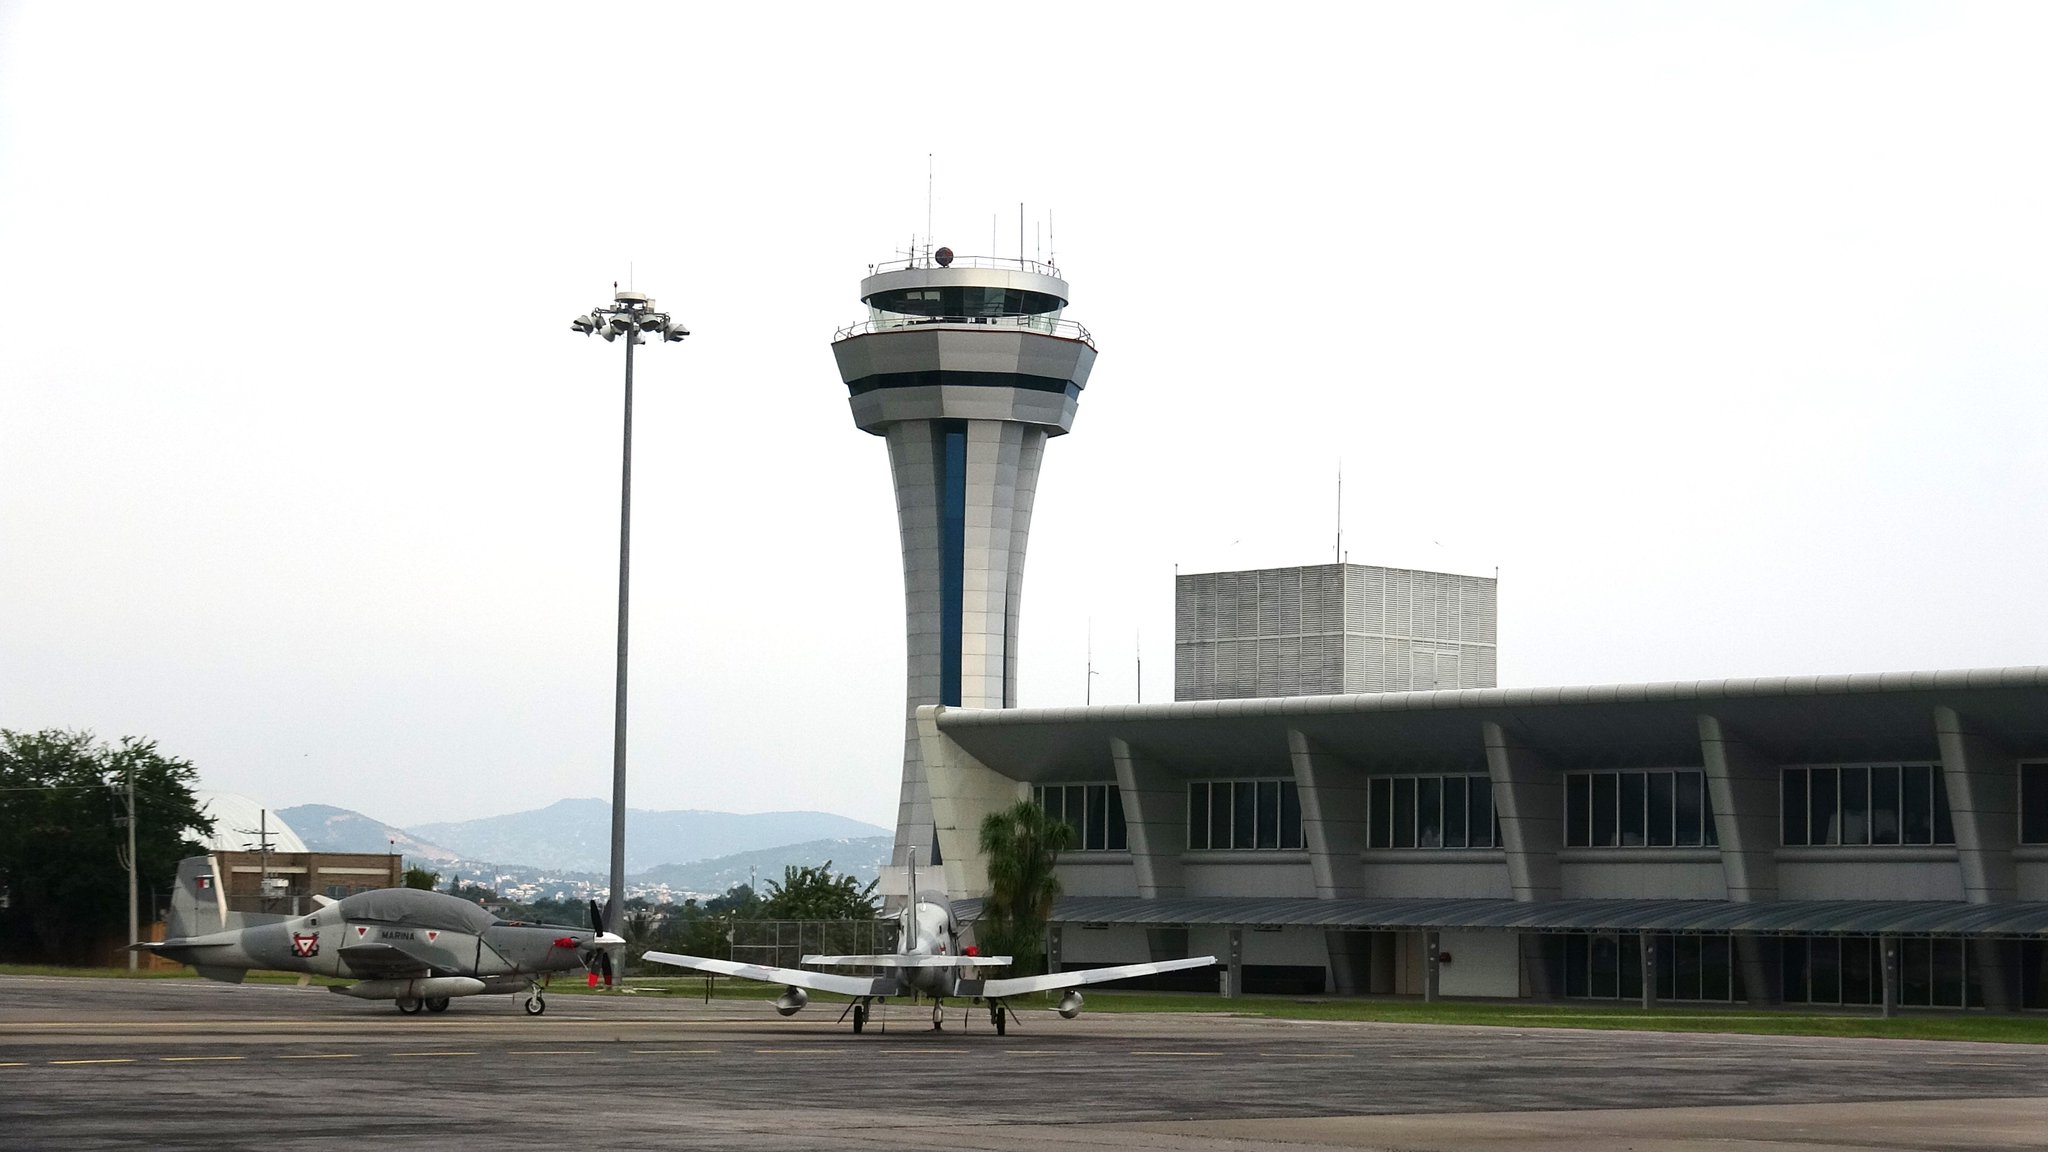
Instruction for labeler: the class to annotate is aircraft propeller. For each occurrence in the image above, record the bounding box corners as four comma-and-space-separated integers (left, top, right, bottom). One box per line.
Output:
584, 899, 621, 988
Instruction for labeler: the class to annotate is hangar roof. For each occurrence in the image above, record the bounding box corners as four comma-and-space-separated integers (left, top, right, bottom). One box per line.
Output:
932, 665, 2048, 781
950, 896, 2048, 938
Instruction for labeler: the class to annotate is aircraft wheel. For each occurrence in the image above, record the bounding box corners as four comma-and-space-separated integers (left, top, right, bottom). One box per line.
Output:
425, 997, 450, 1014
994, 1004, 1007, 1036
931, 1002, 943, 1032
524, 996, 546, 1016
397, 998, 423, 1015
851, 1004, 865, 1034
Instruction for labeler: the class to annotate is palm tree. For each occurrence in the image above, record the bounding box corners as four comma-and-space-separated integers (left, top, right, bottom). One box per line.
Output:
977, 799, 1074, 976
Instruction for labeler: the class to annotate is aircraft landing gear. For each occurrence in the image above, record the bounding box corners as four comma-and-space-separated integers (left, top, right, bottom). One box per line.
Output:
524, 994, 546, 1016
397, 998, 424, 1015
992, 1002, 1007, 1036
930, 1001, 944, 1032
851, 1003, 866, 1034
425, 997, 450, 1014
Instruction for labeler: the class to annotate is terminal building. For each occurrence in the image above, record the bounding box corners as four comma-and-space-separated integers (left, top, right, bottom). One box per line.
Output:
925, 659, 2048, 1011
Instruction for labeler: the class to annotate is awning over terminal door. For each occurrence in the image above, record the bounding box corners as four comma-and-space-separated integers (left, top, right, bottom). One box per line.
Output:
950, 896, 2048, 938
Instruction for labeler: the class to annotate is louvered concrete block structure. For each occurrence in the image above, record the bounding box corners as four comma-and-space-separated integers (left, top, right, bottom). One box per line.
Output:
833, 251, 1096, 867
1176, 564, 1497, 700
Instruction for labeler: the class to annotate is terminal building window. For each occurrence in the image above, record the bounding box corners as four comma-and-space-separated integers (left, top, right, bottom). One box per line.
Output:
2022, 763, 2048, 844
1366, 775, 1501, 849
1563, 770, 1717, 848
1185, 779, 1303, 851
1781, 764, 1952, 846
1543, 933, 1736, 1001
1780, 936, 1980, 1008
1035, 784, 1127, 852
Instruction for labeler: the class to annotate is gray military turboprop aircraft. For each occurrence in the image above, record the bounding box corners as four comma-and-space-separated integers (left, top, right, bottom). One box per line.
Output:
140, 855, 625, 1015
644, 852, 1213, 1034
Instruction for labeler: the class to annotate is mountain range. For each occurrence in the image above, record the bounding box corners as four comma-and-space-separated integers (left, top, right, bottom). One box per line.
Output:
277, 799, 889, 875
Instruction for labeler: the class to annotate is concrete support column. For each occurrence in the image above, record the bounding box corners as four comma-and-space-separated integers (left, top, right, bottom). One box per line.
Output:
1699, 714, 1779, 1006
1424, 930, 1441, 1002
918, 706, 1028, 899
1288, 729, 1368, 898
1482, 722, 1563, 902
1483, 723, 1560, 994
1110, 738, 1188, 898
1640, 932, 1657, 1011
1226, 928, 1243, 999
1936, 705, 2019, 1010
1881, 935, 1898, 1019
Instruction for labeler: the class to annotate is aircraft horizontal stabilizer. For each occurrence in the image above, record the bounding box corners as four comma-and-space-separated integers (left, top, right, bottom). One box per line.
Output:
979, 955, 1217, 999
641, 951, 896, 998
799, 954, 1013, 969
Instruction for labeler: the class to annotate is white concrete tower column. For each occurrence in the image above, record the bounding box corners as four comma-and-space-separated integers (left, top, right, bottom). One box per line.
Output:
833, 250, 1097, 868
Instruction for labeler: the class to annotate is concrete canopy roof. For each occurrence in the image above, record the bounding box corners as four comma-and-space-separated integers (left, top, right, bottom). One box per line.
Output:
952, 896, 2048, 939
932, 666, 2048, 783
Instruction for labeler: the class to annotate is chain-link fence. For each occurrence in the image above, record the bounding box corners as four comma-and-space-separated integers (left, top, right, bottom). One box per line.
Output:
730, 919, 900, 973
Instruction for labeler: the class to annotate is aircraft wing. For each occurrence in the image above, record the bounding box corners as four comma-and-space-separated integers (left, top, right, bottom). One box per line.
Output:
337, 942, 435, 979
641, 951, 896, 997
979, 955, 1218, 999
800, 954, 1013, 969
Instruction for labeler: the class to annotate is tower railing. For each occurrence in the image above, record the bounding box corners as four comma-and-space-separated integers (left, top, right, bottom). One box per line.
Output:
869, 254, 1062, 276
834, 315, 1095, 346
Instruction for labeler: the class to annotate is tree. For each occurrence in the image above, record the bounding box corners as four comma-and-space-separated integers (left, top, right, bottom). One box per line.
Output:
977, 799, 1073, 976
402, 866, 440, 890
760, 862, 879, 921
0, 730, 213, 965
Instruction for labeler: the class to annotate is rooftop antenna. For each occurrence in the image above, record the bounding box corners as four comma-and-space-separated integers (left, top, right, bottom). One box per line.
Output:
1335, 461, 1343, 564
1135, 628, 1142, 704
1019, 202, 1025, 271
1086, 618, 1100, 705
1048, 209, 1056, 269
926, 153, 933, 256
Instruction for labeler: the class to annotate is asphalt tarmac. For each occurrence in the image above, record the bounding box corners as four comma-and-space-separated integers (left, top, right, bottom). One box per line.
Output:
4, 975, 2047, 1151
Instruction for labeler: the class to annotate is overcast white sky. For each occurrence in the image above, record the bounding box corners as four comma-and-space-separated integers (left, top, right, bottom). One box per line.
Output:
4, 3, 2045, 829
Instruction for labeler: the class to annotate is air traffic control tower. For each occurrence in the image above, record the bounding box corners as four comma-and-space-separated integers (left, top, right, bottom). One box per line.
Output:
832, 248, 1097, 867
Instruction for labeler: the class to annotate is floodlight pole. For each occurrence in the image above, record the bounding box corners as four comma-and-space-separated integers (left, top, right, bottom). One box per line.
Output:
571, 288, 687, 971
608, 325, 634, 945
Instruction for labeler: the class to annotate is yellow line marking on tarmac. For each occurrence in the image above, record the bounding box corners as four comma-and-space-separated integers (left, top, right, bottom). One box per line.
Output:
391, 1051, 476, 1058
0, 1062, 28, 1067
50, 1058, 134, 1065
1130, 1050, 1221, 1057
631, 1049, 722, 1054
159, 1056, 245, 1062
277, 1054, 360, 1060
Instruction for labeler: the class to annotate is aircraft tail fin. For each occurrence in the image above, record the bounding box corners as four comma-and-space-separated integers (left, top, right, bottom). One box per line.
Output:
167, 855, 226, 939
166, 853, 285, 938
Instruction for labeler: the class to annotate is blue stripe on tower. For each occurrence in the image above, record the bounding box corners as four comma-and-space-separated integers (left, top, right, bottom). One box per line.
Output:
938, 420, 967, 708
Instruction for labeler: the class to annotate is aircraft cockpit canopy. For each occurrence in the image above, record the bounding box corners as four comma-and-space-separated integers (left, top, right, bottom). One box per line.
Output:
332, 887, 497, 933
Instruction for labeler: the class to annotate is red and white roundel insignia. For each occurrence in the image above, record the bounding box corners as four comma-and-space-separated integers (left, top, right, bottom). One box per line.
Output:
290, 933, 319, 958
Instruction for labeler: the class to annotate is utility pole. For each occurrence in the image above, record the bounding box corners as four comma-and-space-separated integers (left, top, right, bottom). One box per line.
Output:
124, 763, 137, 972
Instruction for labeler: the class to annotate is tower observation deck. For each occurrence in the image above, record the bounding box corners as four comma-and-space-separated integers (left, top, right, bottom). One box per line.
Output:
832, 249, 1098, 867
